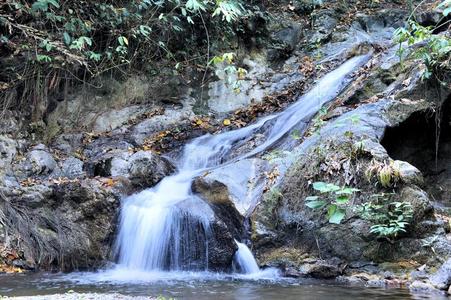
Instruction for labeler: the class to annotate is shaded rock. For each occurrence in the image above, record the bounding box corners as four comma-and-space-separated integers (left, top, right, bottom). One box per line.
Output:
128, 151, 174, 188
299, 258, 343, 279
61, 157, 85, 179
27, 145, 57, 175
93, 106, 146, 133
0, 136, 17, 175
310, 12, 337, 44
0, 179, 120, 271
393, 160, 424, 186
195, 158, 268, 216
292, 0, 321, 15
51, 133, 83, 155
192, 178, 244, 240
170, 195, 239, 271
131, 108, 194, 144
399, 186, 433, 223
272, 24, 302, 50
430, 258, 451, 290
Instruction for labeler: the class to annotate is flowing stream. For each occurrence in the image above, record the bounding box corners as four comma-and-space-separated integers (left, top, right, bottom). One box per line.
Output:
115, 54, 371, 274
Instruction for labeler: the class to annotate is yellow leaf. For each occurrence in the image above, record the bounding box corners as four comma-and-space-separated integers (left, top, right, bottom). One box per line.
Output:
196, 119, 203, 125
223, 119, 231, 126
105, 178, 115, 187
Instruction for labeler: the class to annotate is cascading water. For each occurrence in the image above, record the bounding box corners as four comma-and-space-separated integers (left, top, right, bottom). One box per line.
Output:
234, 241, 260, 274
114, 54, 371, 273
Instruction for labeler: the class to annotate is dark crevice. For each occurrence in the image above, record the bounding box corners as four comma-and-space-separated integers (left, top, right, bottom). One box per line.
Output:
381, 95, 451, 208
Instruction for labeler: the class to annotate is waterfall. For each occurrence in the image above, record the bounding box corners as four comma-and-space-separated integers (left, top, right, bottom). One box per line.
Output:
114, 54, 371, 272
234, 241, 260, 274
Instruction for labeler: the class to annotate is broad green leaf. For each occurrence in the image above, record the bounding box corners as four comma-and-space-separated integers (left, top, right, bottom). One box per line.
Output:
327, 204, 337, 219
305, 200, 326, 209
329, 207, 346, 224
313, 182, 340, 193
63, 32, 71, 45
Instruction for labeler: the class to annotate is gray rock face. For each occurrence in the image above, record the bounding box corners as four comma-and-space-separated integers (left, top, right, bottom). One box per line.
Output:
0, 179, 120, 271
299, 258, 343, 279
195, 158, 269, 216
192, 178, 244, 239
430, 259, 451, 290
93, 106, 145, 133
273, 24, 302, 50
0, 136, 17, 175
61, 157, 85, 179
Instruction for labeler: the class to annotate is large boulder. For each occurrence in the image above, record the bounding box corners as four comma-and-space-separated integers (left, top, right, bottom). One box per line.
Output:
0, 179, 120, 271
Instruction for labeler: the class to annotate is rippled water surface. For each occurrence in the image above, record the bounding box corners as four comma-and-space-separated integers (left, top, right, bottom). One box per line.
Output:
0, 269, 445, 299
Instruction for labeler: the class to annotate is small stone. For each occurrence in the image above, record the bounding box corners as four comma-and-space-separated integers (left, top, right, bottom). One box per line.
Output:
27, 147, 57, 175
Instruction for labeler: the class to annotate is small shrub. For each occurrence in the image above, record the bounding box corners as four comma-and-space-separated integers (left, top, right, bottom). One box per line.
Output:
357, 193, 413, 239
305, 181, 359, 224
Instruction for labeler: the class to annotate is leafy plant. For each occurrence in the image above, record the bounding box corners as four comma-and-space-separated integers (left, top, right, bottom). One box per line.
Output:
307, 106, 328, 135
1, 0, 248, 118
393, 1, 451, 79
365, 160, 401, 188
357, 193, 413, 238
305, 182, 359, 224
210, 52, 247, 92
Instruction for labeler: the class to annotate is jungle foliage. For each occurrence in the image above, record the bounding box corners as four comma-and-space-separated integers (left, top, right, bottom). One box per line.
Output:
0, 0, 248, 118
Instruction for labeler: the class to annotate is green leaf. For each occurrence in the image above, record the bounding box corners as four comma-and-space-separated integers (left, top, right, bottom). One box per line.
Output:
305, 200, 326, 209
47, 0, 60, 8
313, 182, 340, 193
329, 207, 346, 224
327, 204, 337, 218
63, 32, 71, 45
118, 36, 128, 46
335, 195, 349, 204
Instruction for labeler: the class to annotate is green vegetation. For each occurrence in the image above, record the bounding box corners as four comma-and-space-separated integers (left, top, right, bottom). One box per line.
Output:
209, 52, 247, 92
262, 186, 283, 222
365, 160, 401, 188
357, 193, 413, 239
0, 0, 247, 118
306, 182, 414, 239
394, 0, 450, 80
305, 181, 359, 224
